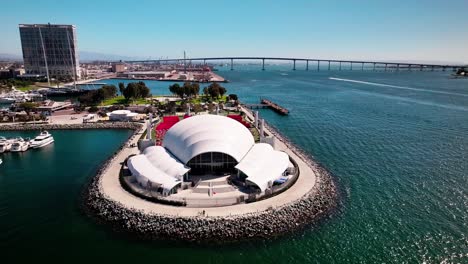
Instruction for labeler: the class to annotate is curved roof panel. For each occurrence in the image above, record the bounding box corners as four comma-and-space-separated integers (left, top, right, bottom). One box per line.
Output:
163, 115, 254, 164
127, 154, 181, 191
143, 146, 190, 180
235, 143, 290, 192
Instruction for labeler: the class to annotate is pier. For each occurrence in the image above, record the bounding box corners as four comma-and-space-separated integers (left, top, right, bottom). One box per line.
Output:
260, 98, 289, 115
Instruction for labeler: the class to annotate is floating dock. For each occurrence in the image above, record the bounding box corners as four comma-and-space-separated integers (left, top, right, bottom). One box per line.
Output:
260, 98, 289, 115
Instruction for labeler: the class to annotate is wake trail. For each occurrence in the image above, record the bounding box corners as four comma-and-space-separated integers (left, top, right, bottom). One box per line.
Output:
329, 77, 468, 98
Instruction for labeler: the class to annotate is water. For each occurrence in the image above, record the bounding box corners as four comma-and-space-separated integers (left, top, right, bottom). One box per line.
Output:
1, 69, 467, 263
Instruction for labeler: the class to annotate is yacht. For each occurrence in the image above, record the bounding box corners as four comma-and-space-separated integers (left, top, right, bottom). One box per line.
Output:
30, 131, 54, 149
10, 137, 29, 152
0, 97, 16, 103
0, 137, 12, 153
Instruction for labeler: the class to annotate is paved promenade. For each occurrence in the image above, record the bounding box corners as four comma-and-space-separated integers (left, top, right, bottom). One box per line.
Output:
99, 115, 317, 217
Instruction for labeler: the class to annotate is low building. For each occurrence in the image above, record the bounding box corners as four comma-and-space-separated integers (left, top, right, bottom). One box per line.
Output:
35, 100, 73, 112
0, 68, 25, 79
108, 110, 140, 121
112, 63, 126, 73
117, 71, 170, 79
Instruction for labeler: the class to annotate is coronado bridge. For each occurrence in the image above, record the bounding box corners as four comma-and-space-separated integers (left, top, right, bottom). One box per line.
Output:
126, 57, 466, 72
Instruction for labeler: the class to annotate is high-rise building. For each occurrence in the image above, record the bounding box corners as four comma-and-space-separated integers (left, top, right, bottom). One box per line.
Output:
19, 23, 80, 81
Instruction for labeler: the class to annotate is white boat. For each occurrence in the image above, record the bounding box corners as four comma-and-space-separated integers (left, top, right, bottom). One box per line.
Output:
0, 97, 16, 103
29, 131, 54, 149
0, 159, 2, 165
0, 137, 12, 153
10, 137, 29, 152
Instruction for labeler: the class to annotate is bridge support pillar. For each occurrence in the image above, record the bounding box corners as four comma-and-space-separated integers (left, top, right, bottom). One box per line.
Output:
317, 60, 320, 71
420, 65, 423, 71
442, 66, 446, 71
373, 63, 376, 71
350, 62, 353, 70
203, 59, 206, 65
230, 58, 234, 71
293, 60, 296, 70
397, 64, 400, 71
408, 64, 412, 71
328, 61, 331, 71
262, 59, 265, 71
385, 64, 387, 71
306, 60, 309, 71
361, 62, 364, 71
339, 61, 342, 71
431, 66, 434, 71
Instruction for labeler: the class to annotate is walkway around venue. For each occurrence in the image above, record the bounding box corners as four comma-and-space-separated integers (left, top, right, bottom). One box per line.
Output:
99, 112, 316, 217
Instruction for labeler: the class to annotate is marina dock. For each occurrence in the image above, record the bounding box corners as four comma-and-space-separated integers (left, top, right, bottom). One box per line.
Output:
260, 98, 289, 115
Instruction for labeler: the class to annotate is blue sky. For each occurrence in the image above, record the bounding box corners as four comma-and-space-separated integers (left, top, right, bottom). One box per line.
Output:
1, 0, 467, 63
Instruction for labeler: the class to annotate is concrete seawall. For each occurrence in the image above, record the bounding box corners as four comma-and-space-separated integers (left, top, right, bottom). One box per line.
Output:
0, 122, 143, 131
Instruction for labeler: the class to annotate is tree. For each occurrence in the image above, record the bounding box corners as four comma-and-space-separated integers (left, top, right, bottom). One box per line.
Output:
18, 102, 38, 115
228, 94, 238, 101
219, 86, 226, 98
101, 85, 117, 98
78, 85, 117, 106
191, 82, 200, 97
207, 83, 220, 99
169, 83, 183, 99
203, 82, 227, 100
88, 106, 99, 113
183, 82, 192, 99
169, 82, 199, 99
193, 104, 203, 114
118, 82, 125, 95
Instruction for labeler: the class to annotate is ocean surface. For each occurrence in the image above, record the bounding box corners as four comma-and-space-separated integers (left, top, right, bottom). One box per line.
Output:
1, 68, 467, 263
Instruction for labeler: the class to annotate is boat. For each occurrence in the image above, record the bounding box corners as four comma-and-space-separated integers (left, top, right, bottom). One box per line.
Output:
0, 97, 16, 103
0, 137, 12, 153
29, 131, 54, 149
0, 159, 2, 165
10, 137, 29, 152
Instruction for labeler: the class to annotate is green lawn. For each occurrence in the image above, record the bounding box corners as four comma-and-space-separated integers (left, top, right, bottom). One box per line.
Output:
16, 85, 36, 92
250, 127, 260, 142
188, 95, 228, 104
101, 96, 150, 106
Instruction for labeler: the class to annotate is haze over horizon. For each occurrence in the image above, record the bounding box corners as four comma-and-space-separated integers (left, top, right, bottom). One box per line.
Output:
1, 0, 467, 64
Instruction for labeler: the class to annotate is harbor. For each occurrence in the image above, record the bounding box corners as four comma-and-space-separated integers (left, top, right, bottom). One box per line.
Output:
0, 130, 54, 153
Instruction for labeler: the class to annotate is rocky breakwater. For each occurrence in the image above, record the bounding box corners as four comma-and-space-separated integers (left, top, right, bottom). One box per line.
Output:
0, 122, 142, 131
82, 131, 339, 243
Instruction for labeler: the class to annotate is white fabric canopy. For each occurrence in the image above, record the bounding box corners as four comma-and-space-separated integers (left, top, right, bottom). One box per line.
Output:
127, 154, 181, 192
143, 146, 190, 180
163, 115, 254, 164
235, 143, 289, 192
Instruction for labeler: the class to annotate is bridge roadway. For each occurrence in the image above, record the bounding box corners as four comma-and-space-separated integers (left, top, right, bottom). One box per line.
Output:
126, 56, 466, 71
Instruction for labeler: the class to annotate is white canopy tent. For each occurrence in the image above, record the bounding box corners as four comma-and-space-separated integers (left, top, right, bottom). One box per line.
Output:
142, 146, 190, 180
235, 143, 290, 192
127, 154, 181, 195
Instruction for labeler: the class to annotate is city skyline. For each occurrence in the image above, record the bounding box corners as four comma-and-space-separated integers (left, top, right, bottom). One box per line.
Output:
1, 0, 468, 63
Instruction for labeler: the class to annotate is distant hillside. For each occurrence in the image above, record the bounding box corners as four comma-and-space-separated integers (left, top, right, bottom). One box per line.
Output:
79, 51, 145, 62
0, 53, 22, 61
0, 51, 145, 62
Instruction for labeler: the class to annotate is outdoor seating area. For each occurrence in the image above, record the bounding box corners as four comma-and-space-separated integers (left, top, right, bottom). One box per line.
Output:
155, 115, 180, 145
227, 114, 251, 128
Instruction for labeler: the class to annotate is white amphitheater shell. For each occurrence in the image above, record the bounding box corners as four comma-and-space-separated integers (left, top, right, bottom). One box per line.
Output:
163, 115, 255, 164
127, 114, 290, 195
